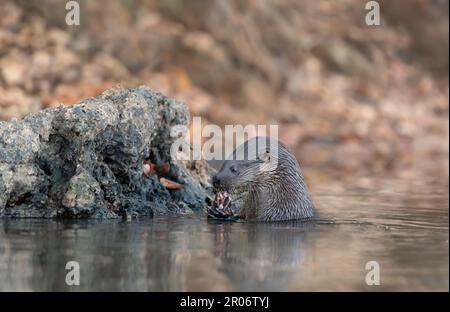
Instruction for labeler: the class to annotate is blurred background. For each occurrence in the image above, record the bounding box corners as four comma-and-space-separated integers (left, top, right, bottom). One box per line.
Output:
0, 0, 448, 184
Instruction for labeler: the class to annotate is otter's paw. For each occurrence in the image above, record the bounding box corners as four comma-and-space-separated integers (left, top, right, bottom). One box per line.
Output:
206, 191, 239, 221
207, 206, 239, 221
207, 208, 240, 221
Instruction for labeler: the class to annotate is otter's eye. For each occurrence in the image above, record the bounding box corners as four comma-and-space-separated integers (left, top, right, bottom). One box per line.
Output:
230, 166, 237, 174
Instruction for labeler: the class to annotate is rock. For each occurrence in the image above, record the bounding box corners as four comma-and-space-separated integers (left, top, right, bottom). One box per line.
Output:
0, 52, 26, 86
313, 40, 375, 78
0, 86, 213, 219
61, 167, 108, 218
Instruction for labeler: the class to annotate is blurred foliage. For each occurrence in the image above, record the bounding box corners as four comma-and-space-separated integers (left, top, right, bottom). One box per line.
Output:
0, 0, 448, 179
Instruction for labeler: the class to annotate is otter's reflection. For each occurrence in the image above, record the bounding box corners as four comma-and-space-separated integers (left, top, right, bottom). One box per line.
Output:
208, 220, 314, 291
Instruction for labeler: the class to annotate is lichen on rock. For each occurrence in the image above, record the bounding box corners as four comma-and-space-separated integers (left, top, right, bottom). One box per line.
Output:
0, 86, 213, 219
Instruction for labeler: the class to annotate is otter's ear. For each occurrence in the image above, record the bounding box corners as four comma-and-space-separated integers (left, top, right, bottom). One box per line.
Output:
258, 149, 271, 162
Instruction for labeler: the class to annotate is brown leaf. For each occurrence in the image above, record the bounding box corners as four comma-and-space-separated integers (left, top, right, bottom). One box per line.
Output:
160, 177, 184, 190
143, 160, 171, 177
155, 163, 170, 175
143, 160, 156, 176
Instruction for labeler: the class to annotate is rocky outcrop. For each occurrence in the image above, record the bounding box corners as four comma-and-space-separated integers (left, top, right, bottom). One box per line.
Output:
0, 86, 213, 218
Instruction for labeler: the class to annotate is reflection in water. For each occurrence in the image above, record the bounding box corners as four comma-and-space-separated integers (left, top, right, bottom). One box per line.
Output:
0, 178, 448, 291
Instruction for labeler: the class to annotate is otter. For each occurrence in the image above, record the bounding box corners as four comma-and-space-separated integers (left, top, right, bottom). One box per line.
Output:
207, 136, 315, 222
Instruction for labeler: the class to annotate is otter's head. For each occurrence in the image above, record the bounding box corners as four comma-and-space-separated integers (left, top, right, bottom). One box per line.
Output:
212, 137, 279, 192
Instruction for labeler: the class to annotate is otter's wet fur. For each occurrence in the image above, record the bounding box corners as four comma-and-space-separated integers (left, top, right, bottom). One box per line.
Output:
212, 137, 315, 222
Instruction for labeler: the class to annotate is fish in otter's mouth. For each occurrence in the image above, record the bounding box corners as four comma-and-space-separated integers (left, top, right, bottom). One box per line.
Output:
206, 190, 238, 220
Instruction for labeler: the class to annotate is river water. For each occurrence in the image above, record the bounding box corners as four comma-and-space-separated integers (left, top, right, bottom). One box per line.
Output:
0, 177, 448, 291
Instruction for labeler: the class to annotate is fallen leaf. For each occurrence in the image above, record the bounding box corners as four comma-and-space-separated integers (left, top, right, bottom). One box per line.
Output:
160, 177, 184, 190
143, 160, 156, 176
155, 163, 170, 175
143, 160, 170, 176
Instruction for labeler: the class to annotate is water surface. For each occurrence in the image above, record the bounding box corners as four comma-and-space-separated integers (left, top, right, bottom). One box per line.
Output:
0, 178, 448, 291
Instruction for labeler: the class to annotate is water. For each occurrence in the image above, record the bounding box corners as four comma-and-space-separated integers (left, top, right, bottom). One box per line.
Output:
0, 178, 448, 291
